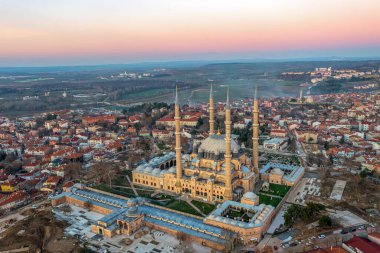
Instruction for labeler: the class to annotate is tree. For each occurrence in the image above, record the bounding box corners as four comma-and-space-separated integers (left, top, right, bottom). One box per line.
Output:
176, 232, 194, 253
5, 153, 17, 163
61, 204, 72, 213
91, 162, 120, 188
0, 151, 6, 161
360, 169, 368, 178
284, 203, 325, 226
221, 229, 237, 252
196, 118, 204, 129
319, 215, 332, 227
84, 201, 93, 210
65, 162, 81, 180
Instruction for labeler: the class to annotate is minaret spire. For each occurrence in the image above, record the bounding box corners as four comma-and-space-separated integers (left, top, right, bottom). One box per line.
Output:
175, 84, 179, 105
226, 86, 230, 109
252, 84, 259, 174
224, 86, 233, 200
174, 85, 182, 191
209, 83, 215, 135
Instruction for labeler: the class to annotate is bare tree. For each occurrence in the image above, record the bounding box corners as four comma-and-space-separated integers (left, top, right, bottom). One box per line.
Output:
64, 162, 81, 180
91, 162, 120, 188
61, 204, 72, 213
84, 201, 93, 210
221, 229, 237, 252
176, 232, 194, 253
5, 154, 17, 163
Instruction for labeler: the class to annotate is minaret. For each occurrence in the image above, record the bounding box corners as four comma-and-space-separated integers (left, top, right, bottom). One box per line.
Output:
174, 85, 182, 184
252, 85, 259, 174
209, 84, 215, 135
224, 87, 233, 200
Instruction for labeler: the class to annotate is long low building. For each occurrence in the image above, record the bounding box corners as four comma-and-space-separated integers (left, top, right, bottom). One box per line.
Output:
52, 185, 275, 250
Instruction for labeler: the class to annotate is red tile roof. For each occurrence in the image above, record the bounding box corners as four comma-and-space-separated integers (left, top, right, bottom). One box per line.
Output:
0, 190, 28, 207
345, 237, 380, 253
303, 247, 348, 253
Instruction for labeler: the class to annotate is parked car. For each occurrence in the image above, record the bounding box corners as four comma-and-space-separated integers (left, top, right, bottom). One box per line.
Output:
281, 243, 289, 248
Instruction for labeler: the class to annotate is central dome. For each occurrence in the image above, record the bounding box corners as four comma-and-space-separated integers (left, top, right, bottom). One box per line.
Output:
198, 134, 240, 155
242, 191, 258, 200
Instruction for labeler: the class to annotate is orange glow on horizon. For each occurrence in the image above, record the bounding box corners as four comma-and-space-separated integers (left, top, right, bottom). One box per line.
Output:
0, 0, 379, 64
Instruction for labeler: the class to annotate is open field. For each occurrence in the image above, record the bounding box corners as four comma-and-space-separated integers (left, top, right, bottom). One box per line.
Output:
2, 60, 379, 116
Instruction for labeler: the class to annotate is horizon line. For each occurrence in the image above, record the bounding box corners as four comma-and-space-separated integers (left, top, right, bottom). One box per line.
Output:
1, 56, 380, 69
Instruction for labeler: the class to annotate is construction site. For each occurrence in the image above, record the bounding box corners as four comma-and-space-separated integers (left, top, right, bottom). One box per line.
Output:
0, 206, 82, 253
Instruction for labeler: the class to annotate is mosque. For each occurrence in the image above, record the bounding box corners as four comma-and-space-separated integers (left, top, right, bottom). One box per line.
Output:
51, 85, 304, 249
132, 85, 261, 202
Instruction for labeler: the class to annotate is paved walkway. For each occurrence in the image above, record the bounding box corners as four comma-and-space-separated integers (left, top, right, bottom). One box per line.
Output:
258, 191, 283, 199
126, 175, 138, 196
178, 194, 207, 217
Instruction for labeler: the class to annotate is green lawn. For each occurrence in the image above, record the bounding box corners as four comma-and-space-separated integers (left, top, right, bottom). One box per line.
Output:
258, 194, 282, 207
93, 184, 136, 198
224, 209, 245, 219
112, 176, 130, 187
191, 200, 216, 215
261, 183, 291, 197
152, 194, 175, 200
165, 200, 202, 216
93, 184, 201, 216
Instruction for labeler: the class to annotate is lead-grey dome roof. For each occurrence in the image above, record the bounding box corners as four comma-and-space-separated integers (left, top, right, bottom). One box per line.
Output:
198, 134, 240, 155
243, 191, 258, 200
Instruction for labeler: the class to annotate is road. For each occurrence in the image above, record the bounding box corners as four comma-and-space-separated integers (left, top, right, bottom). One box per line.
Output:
260, 226, 372, 253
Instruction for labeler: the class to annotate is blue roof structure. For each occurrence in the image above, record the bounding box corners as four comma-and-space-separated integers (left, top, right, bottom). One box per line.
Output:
263, 138, 287, 144
53, 187, 232, 245
53, 191, 121, 212
260, 162, 304, 183
207, 200, 274, 229
139, 204, 229, 244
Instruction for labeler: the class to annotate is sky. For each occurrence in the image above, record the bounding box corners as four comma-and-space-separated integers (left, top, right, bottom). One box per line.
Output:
1, 0, 380, 67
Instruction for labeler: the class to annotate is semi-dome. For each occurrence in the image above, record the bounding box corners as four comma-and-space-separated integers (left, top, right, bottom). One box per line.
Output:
144, 166, 153, 173
168, 167, 176, 173
152, 168, 161, 175
242, 191, 258, 200
198, 135, 240, 156
136, 165, 145, 172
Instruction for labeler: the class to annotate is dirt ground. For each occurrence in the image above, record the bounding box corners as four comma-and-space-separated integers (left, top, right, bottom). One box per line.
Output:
0, 209, 82, 253
310, 171, 380, 224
